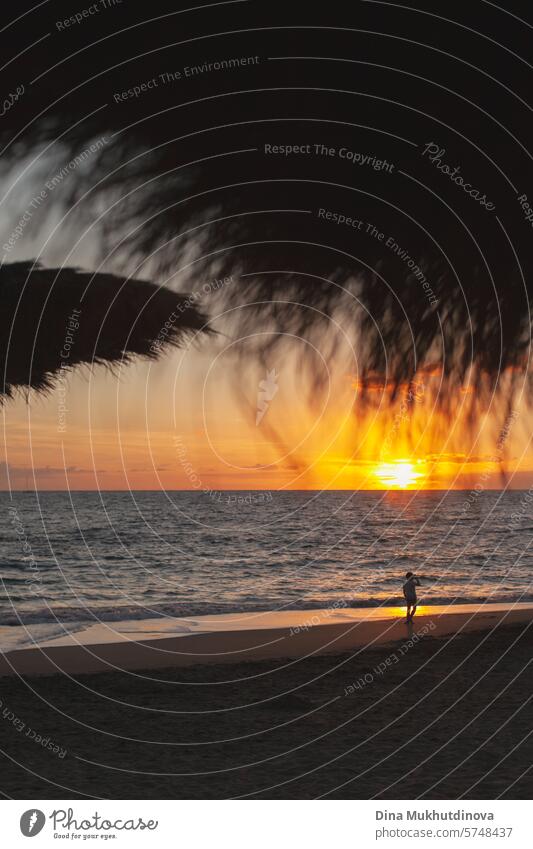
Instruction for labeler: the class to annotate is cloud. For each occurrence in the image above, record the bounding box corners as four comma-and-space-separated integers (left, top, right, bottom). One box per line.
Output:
425, 453, 503, 465
0, 461, 105, 487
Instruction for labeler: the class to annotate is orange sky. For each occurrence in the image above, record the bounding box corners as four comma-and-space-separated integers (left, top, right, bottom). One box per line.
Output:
2, 339, 532, 491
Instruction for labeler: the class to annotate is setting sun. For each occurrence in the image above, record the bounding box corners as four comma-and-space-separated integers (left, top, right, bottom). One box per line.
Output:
373, 459, 426, 489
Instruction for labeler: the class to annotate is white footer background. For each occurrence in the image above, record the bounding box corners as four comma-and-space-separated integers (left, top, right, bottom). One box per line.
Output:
2, 799, 529, 847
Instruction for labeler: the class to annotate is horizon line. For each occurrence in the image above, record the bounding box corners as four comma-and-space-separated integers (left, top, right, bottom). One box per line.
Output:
1, 487, 529, 494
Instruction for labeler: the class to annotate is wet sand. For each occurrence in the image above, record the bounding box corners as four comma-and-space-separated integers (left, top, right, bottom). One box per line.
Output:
0, 611, 531, 799
1, 603, 532, 677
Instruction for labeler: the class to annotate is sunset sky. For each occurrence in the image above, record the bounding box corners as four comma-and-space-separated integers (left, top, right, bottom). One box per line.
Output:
1, 147, 531, 494
1, 73, 531, 492
2, 336, 532, 491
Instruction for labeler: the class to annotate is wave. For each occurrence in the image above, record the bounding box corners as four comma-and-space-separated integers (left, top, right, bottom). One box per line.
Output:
2, 594, 532, 626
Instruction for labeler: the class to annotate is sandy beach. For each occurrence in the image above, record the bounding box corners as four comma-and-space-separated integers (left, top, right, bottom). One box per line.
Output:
0, 605, 531, 798
1, 602, 532, 677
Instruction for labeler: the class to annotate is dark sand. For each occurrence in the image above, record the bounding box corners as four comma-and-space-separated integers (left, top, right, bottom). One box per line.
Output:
0, 622, 531, 799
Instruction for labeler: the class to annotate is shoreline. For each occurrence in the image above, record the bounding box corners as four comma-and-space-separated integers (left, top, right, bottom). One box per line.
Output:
1, 602, 532, 678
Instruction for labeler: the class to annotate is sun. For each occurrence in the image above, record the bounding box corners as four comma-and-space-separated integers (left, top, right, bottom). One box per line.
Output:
374, 459, 426, 489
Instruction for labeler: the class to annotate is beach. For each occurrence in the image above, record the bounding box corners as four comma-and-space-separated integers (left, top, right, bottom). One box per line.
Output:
0, 602, 532, 676
0, 605, 531, 799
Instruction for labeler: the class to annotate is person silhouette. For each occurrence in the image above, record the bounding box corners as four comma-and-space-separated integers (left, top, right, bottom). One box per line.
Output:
403, 571, 421, 623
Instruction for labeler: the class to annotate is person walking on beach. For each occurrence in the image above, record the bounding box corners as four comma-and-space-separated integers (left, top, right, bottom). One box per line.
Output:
403, 571, 421, 623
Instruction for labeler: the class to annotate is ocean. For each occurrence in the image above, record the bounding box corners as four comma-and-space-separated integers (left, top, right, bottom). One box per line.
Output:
0, 490, 532, 650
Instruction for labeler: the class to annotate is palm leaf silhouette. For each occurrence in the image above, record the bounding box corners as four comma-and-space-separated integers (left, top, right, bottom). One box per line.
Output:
0, 0, 529, 412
